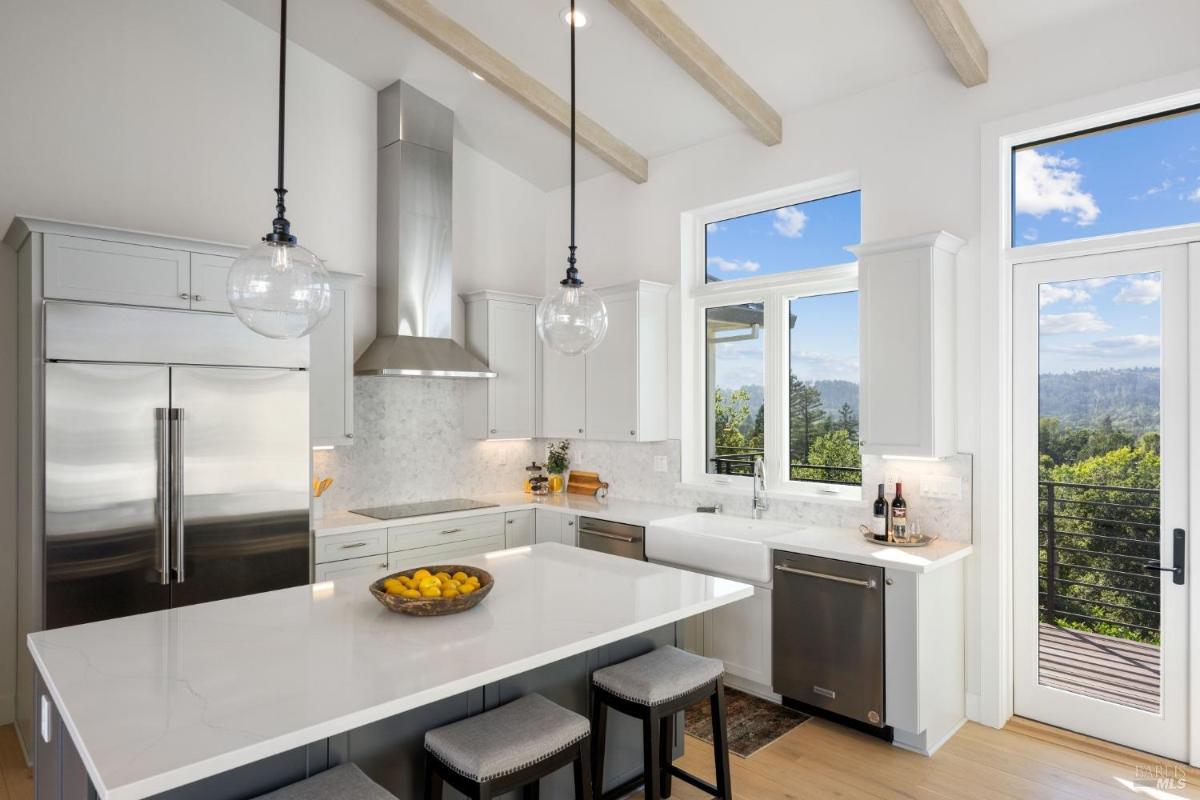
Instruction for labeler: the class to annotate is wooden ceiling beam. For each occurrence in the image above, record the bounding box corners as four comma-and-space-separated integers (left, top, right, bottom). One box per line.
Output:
370, 0, 648, 183
606, 0, 782, 146
910, 0, 988, 87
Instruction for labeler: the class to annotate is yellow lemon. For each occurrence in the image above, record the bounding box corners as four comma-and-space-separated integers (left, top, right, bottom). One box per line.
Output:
466, 576, 480, 586
412, 569, 432, 581
452, 571, 469, 583
383, 578, 405, 593
400, 589, 421, 599
459, 583, 476, 595
420, 587, 441, 598
434, 571, 452, 582
443, 579, 460, 591
441, 588, 459, 598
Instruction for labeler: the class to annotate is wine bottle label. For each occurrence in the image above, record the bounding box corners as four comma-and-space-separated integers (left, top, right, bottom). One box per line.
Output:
872, 517, 886, 537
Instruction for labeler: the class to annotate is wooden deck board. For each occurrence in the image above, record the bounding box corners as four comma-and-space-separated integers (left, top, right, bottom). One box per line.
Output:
1038, 623, 1160, 713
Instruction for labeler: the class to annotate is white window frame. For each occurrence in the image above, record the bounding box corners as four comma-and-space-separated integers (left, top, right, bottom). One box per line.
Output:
679, 172, 863, 503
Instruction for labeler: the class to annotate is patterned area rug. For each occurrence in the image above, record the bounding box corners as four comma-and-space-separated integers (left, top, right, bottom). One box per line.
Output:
684, 687, 810, 758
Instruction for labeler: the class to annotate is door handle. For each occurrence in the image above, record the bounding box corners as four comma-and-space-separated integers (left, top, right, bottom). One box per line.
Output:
155, 409, 170, 586
1144, 528, 1186, 586
580, 529, 636, 543
774, 563, 877, 589
170, 408, 186, 583
440, 528, 464, 536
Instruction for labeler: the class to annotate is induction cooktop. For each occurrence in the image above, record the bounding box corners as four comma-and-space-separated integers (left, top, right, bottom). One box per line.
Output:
349, 498, 499, 520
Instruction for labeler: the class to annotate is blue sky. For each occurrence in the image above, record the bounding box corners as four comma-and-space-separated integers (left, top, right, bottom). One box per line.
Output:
1038, 272, 1160, 374
706, 191, 861, 390
1013, 109, 1200, 246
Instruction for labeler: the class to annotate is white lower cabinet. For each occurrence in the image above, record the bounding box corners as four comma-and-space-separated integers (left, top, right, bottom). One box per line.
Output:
314, 553, 389, 582
702, 586, 772, 690
387, 536, 506, 572
534, 509, 576, 545
505, 510, 534, 547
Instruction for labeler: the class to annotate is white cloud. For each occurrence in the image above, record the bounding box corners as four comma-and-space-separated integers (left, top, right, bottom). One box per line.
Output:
1039, 311, 1110, 335
1039, 284, 1090, 308
772, 206, 808, 238
1115, 276, 1161, 305
1021, 228, 1039, 242
1014, 149, 1100, 226
706, 256, 761, 274
1081, 277, 1116, 289
790, 351, 859, 379
1188, 185, 1200, 203
1043, 334, 1161, 360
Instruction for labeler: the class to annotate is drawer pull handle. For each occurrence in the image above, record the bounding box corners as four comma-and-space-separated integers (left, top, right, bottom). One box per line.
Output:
813, 686, 837, 699
581, 529, 636, 543
440, 528, 464, 535
774, 564, 877, 589
339, 542, 368, 550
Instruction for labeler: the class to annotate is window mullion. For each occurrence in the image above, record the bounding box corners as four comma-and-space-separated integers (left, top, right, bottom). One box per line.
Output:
763, 289, 787, 490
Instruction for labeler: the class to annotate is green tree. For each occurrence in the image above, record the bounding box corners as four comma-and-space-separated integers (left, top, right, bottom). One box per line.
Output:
789, 374, 825, 467
836, 402, 858, 440
805, 429, 862, 483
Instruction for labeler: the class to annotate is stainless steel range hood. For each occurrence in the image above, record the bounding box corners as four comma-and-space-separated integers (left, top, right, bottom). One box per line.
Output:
354, 80, 495, 378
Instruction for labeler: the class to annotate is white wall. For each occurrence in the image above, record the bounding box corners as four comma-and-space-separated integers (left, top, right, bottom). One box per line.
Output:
0, 0, 377, 727
542, 0, 1200, 716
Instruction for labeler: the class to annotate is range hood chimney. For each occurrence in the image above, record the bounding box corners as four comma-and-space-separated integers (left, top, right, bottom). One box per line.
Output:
354, 80, 495, 378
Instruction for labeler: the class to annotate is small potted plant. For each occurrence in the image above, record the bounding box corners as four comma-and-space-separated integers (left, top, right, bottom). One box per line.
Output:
545, 440, 570, 493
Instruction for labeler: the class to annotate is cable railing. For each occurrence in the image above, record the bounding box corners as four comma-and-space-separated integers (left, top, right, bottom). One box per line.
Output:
709, 446, 862, 486
1039, 480, 1162, 644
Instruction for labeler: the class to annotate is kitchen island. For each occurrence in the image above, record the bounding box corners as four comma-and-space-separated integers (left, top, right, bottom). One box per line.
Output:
28, 543, 752, 800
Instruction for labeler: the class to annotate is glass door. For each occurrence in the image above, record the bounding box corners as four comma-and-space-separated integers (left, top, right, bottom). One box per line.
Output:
1012, 244, 1188, 759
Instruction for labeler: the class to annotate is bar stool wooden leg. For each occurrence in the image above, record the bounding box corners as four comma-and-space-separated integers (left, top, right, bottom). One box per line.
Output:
659, 712, 673, 798
423, 752, 443, 800
524, 777, 540, 800
591, 689, 607, 797
574, 738, 594, 800
709, 677, 732, 800
643, 714, 661, 800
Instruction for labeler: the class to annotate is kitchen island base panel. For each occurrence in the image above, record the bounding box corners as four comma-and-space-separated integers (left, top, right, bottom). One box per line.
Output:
34, 626, 680, 800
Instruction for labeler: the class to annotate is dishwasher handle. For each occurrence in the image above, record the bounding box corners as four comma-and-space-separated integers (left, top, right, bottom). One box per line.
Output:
774, 563, 877, 589
579, 528, 638, 544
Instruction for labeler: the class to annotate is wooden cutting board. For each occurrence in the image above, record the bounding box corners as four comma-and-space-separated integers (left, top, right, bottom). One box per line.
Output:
567, 470, 605, 496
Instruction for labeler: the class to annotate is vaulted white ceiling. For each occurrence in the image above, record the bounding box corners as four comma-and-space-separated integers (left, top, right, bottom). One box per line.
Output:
223, 0, 1136, 190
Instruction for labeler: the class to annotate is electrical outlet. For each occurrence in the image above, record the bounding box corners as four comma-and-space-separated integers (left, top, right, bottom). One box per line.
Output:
653, 455, 669, 473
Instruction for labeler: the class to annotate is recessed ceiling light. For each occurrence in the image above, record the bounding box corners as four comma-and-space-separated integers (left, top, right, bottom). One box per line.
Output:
470, 70, 485, 81
560, 7, 588, 28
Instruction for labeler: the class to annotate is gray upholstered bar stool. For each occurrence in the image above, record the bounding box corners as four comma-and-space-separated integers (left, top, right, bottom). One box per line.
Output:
590, 646, 731, 800
424, 693, 593, 800
252, 763, 397, 800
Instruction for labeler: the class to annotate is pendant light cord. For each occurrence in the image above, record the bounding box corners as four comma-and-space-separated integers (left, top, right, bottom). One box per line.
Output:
564, 0, 580, 285
268, 0, 295, 244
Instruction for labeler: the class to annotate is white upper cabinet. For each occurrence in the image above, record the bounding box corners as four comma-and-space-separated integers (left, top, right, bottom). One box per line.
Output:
853, 232, 962, 458
310, 273, 359, 447
43, 234, 191, 309
463, 292, 539, 440
583, 281, 669, 442
541, 345, 586, 438
189, 254, 234, 313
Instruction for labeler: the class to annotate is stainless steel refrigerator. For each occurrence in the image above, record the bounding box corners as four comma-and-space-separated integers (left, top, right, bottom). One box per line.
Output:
42, 301, 311, 628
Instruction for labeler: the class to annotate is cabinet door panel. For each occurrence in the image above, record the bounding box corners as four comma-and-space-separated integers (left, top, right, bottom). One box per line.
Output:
311, 284, 353, 445
489, 300, 537, 438
44, 234, 190, 308
534, 509, 562, 544
542, 347, 586, 438
313, 553, 390, 583
505, 510, 534, 547
190, 254, 234, 313
585, 293, 638, 440
703, 586, 772, 687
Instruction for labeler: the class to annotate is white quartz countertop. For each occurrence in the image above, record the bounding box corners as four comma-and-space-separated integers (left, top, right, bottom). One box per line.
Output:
28, 544, 751, 800
313, 492, 687, 537
767, 527, 972, 573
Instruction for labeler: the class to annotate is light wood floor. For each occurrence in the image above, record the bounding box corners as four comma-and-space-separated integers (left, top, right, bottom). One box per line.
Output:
3, 717, 1198, 799
0, 725, 32, 800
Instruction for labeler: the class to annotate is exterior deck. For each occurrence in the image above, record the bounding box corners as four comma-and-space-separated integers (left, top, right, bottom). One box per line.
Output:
1038, 623, 1160, 713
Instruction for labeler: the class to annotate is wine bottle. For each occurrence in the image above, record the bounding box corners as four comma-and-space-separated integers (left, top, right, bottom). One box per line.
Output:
872, 484, 889, 542
891, 482, 908, 542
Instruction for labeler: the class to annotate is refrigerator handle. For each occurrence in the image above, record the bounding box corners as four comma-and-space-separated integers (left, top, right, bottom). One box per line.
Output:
155, 408, 171, 586
170, 408, 186, 584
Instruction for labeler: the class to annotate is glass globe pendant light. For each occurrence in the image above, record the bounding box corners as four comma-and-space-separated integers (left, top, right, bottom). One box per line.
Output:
226, 0, 331, 339
536, 0, 607, 357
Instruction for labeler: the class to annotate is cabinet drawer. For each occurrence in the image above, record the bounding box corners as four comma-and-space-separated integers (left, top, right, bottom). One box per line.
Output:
43, 234, 191, 309
387, 535, 506, 572
313, 553, 389, 582
314, 528, 388, 564
388, 513, 505, 552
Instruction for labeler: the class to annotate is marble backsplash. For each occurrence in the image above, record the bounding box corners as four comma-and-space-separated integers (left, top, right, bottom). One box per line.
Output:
314, 377, 973, 543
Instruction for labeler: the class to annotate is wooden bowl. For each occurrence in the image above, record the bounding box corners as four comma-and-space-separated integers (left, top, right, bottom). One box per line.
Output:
369, 565, 494, 616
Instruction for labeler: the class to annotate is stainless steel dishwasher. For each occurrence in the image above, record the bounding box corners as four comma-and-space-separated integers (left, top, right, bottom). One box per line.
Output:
577, 517, 645, 560
772, 551, 886, 729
